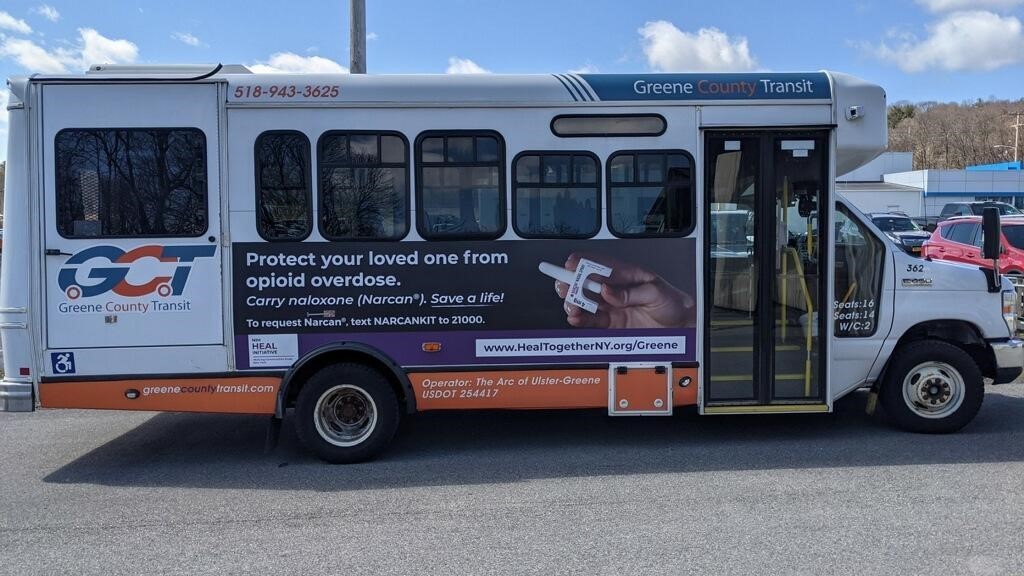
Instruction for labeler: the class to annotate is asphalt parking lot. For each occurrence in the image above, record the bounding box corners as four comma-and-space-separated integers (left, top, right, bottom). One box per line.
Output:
2, 384, 1024, 576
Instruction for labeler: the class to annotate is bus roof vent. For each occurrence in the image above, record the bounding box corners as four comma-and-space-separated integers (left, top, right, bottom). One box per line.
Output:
86, 64, 251, 76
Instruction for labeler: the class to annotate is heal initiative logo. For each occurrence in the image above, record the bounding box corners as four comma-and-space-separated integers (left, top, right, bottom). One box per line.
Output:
56, 245, 216, 313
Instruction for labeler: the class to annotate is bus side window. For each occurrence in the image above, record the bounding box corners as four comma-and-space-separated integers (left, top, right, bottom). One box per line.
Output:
55, 128, 208, 238
415, 131, 506, 240
512, 152, 600, 238
834, 205, 884, 337
255, 131, 312, 241
606, 150, 694, 237
318, 131, 409, 241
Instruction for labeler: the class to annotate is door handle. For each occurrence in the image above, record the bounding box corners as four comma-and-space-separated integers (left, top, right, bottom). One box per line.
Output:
45, 249, 72, 256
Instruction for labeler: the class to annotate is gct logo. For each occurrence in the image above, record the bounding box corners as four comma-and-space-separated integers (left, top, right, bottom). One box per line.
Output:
58, 245, 217, 300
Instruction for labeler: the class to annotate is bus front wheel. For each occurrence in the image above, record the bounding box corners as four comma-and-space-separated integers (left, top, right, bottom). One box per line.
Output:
294, 363, 400, 463
880, 340, 984, 433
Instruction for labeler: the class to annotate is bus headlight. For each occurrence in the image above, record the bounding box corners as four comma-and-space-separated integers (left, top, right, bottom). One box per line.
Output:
1002, 290, 1018, 334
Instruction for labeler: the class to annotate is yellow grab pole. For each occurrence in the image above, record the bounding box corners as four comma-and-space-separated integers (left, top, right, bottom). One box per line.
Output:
784, 247, 815, 397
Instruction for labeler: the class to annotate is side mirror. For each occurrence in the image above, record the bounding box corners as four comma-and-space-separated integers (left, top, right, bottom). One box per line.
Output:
982, 207, 1001, 260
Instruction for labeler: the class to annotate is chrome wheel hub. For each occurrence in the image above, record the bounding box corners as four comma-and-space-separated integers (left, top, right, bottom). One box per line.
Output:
902, 361, 965, 419
313, 384, 378, 447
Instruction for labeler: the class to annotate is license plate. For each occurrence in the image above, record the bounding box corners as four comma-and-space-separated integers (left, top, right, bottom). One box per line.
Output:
912, 246, 921, 253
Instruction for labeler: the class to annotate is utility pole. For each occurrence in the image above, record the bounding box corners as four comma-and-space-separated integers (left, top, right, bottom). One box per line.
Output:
1012, 111, 1022, 163
350, 0, 366, 74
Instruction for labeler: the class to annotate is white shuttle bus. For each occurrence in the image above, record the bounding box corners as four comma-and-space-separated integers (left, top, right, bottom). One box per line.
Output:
2, 65, 1021, 462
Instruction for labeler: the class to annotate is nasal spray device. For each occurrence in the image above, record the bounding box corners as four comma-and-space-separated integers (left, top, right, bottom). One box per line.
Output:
538, 259, 613, 314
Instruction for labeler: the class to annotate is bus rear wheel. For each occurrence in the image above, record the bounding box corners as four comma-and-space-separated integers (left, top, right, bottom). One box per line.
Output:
294, 363, 400, 463
880, 340, 984, 433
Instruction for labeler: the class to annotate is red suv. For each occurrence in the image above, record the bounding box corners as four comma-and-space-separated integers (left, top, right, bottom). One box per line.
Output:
923, 216, 1024, 274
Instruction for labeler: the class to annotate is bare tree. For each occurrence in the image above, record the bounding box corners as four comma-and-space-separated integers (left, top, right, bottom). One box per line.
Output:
257, 133, 310, 239
56, 129, 206, 236
321, 157, 403, 238
889, 99, 1024, 169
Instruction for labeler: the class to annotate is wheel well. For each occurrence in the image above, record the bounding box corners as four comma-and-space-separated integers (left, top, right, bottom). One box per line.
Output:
891, 320, 995, 380
276, 346, 416, 418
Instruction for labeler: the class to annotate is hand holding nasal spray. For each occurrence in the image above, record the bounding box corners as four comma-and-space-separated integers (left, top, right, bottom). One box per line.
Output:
538, 259, 612, 314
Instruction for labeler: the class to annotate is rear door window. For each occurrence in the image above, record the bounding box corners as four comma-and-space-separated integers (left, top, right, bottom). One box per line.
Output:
56, 128, 208, 238
1004, 226, 1024, 249
948, 222, 979, 245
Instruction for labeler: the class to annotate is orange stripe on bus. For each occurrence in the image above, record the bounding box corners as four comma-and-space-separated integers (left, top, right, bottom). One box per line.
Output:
39, 377, 282, 414
409, 367, 698, 411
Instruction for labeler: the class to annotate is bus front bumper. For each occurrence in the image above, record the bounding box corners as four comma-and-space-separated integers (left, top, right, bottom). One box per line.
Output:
0, 379, 34, 412
991, 339, 1024, 384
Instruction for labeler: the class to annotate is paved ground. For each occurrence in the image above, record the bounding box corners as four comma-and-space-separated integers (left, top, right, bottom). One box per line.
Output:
2, 384, 1024, 576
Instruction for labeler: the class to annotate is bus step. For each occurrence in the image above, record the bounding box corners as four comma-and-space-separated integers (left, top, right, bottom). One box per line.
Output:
708, 373, 805, 382
710, 345, 801, 353
703, 404, 829, 414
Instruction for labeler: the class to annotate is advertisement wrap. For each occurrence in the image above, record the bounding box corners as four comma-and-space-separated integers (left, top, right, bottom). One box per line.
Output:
233, 238, 697, 411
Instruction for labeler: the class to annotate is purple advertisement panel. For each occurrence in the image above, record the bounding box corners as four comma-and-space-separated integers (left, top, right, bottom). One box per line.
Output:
232, 239, 697, 368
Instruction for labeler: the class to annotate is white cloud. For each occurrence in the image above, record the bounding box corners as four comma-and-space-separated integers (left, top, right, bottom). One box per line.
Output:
250, 52, 348, 73
0, 37, 66, 72
638, 20, 758, 72
172, 32, 204, 47
569, 63, 599, 74
33, 5, 60, 22
917, 0, 1024, 12
871, 11, 1024, 72
78, 28, 138, 67
0, 11, 32, 34
366, 32, 379, 41
0, 28, 138, 73
446, 57, 490, 74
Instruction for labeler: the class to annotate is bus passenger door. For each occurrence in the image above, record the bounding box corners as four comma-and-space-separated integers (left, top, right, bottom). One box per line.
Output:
41, 83, 227, 377
703, 131, 830, 412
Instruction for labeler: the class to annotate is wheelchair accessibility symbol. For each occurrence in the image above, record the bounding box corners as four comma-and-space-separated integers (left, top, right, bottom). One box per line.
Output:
51, 352, 76, 375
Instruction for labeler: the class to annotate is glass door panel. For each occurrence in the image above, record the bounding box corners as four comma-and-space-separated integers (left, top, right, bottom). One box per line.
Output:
706, 136, 760, 402
771, 136, 826, 400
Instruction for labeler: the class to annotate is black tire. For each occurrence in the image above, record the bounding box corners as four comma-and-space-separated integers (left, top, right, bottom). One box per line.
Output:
880, 340, 984, 433
294, 363, 400, 463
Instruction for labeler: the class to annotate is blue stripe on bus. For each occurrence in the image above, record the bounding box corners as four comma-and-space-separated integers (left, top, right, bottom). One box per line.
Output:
578, 72, 832, 101
570, 74, 599, 101
556, 73, 588, 102
551, 74, 579, 102
565, 74, 596, 101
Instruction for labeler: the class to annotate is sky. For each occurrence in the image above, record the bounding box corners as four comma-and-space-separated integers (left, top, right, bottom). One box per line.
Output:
1, 0, 1023, 160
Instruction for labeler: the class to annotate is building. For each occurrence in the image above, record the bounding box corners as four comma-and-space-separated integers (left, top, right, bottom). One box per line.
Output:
836, 152, 920, 214
838, 154, 1024, 217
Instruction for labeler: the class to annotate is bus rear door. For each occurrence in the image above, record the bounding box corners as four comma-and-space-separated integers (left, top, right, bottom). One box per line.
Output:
41, 83, 226, 378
